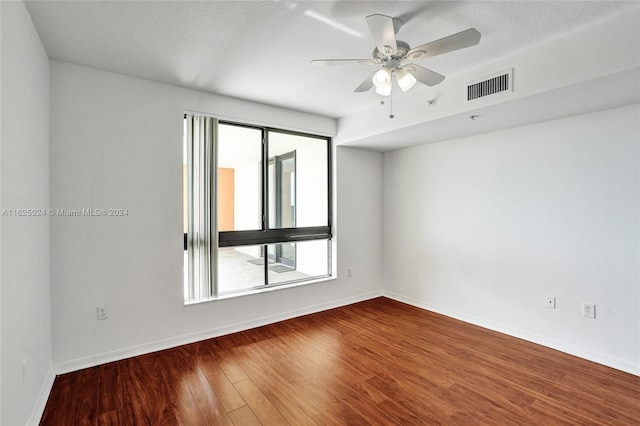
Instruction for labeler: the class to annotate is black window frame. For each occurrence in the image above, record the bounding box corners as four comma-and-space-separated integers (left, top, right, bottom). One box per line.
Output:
184, 121, 332, 250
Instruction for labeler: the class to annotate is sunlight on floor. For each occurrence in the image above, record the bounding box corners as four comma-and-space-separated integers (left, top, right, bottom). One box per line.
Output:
184, 249, 310, 298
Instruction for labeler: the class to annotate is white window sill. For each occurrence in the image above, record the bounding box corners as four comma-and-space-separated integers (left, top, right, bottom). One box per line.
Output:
184, 274, 336, 306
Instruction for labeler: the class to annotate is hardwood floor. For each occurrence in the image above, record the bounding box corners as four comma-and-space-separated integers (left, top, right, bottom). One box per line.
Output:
41, 297, 640, 425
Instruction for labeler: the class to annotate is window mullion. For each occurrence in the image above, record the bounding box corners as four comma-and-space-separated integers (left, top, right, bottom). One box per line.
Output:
262, 129, 268, 233
261, 130, 268, 285
218, 226, 331, 247
209, 117, 218, 298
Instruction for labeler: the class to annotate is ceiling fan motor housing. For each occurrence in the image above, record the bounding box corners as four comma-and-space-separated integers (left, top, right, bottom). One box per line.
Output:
373, 40, 411, 68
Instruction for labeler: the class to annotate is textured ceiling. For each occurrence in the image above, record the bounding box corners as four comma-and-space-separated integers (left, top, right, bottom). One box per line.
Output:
24, 1, 638, 119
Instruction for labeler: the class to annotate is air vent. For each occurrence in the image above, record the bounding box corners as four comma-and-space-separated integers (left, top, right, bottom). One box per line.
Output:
465, 69, 513, 103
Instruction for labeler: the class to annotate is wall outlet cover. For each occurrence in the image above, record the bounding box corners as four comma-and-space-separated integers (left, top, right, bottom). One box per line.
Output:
97, 306, 108, 320
545, 295, 556, 309
583, 303, 596, 319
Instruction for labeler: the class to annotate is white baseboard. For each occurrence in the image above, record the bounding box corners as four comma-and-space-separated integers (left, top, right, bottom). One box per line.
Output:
55, 290, 383, 374
383, 290, 639, 376
27, 367, 56, 426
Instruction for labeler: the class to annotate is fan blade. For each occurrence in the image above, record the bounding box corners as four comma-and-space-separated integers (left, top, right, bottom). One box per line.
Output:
405, 64, 445, 86
311, 59, 377, 66
354, 72, 376, 92
406, 28, 481, 61
366, 14, 398, 55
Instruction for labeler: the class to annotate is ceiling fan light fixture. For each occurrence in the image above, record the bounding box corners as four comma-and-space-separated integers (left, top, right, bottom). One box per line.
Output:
372, 67, 392, 88
375, 84, 392, 96
396, 68, 417, 92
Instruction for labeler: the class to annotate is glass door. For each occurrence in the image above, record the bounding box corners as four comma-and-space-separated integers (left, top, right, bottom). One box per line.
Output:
268, 151, 296, 268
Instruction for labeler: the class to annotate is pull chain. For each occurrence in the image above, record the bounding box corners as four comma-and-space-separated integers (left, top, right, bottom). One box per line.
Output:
378, 85, 394, 118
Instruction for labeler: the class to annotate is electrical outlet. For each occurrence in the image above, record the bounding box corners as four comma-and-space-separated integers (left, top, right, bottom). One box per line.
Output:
97, 305, 108, 320
347, 268, 353, 277
545, 295, 556, 309
583, 303, 596, 319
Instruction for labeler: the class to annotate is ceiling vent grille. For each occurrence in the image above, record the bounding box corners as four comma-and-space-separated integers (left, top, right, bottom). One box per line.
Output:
465, 69, 513, 103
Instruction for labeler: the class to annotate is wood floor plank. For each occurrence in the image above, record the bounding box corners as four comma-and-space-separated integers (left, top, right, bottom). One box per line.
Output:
213, 350, 249, 384
122, 357, 178, 425
232, 344, 323, 420
197, 405, 234, 426
95, 406, 139, 426
311, 376, 399, 426
167, 379, 207, 426
41, 297, 640, 426
158, 345, 200, 384
40, 373, 78, 426
181, 366, 233, 425
197, 350, 247, 412
233, 378, 289, 425
227, 405, 262, 426
69, 366, 99, 425
276, 320, 379, 387
312, 402, 373, 426
375, 398, 435, 426
242, 365, 318, 425
96, 361, 129, 414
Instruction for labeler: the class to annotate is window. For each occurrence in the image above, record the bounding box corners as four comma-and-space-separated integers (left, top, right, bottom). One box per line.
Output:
184, 114, 332, 303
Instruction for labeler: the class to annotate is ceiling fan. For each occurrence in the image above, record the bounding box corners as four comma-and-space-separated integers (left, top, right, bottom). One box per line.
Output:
311, 14, 481, 96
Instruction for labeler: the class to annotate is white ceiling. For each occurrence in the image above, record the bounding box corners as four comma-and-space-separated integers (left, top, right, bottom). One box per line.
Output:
24, 1, 639, 150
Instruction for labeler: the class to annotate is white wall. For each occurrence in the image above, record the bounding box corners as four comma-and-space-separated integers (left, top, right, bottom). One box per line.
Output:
337, 146, 384, 283
0, 1, 54, 424
50, 61, 384, 371
383, 104, 640, 374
